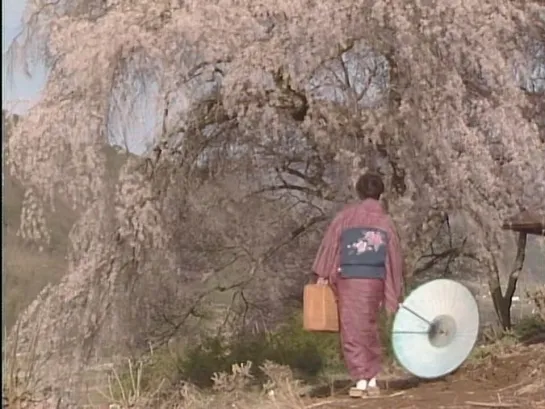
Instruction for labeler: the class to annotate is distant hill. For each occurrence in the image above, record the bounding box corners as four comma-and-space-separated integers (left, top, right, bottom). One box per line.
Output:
2, 110, 132, 329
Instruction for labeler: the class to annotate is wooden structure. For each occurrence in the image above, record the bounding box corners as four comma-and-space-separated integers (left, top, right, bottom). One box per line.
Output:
502, 209, 545, 236
491, 208, 544, 332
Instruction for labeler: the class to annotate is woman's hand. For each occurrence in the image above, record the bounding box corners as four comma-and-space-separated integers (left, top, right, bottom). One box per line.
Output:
316, 277, 329, 286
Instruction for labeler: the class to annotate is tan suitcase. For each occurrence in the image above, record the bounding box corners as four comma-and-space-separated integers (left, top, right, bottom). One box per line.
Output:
303, 284, 339, 332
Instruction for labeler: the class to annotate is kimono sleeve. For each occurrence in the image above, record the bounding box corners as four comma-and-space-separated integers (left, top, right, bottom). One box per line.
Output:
312, 214, 342, 281
384, 221, 404, 314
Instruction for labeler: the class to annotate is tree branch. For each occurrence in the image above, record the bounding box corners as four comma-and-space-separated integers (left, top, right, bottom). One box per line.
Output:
253, 184, 321, 197
413, 246, 463, 276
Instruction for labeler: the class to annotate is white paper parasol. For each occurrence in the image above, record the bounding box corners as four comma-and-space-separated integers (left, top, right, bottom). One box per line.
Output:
392, 279, 480, 379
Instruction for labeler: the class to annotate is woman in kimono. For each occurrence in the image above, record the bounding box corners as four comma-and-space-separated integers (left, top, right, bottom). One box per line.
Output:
313, 173, 404, 397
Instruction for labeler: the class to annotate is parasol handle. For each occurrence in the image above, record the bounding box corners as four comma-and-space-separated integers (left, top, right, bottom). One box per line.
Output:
399, 303, 434, 327
398, 303, 448, 336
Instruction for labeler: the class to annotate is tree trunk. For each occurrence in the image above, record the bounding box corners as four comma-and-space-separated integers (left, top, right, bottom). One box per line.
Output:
487, 232, 527, 330
489, 283, 512, 330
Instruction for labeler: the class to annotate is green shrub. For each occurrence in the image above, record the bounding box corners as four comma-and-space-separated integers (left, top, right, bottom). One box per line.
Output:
179, 311, 395, 388
178, 337, 232, 388
106, 308, 397, 393
178, 313, 344, 387
378, 312, 395, 362
513, 314, 545, 342
270, 314, 342, 377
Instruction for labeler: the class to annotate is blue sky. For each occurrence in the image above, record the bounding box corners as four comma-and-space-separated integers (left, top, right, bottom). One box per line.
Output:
1, 0, 153, 153
2, 0, 46, 112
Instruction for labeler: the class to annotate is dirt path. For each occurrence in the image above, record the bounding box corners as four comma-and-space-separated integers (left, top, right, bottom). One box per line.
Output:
303, 344, 545, 409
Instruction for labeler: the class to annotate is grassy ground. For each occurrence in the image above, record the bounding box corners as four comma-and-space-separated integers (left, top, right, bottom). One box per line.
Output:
64, 334, 545, 409
54, 310, 541, 408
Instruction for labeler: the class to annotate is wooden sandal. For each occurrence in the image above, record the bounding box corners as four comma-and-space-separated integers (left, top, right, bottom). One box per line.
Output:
348, 387, 366, 398
366, 386, 381, 397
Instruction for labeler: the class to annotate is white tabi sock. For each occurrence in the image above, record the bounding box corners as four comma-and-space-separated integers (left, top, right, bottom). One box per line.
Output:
367, 377, 377, 388
355, 379, 368, 390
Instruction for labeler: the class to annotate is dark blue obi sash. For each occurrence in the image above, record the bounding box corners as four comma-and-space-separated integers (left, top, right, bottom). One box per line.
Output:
339, 227, 388, 279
